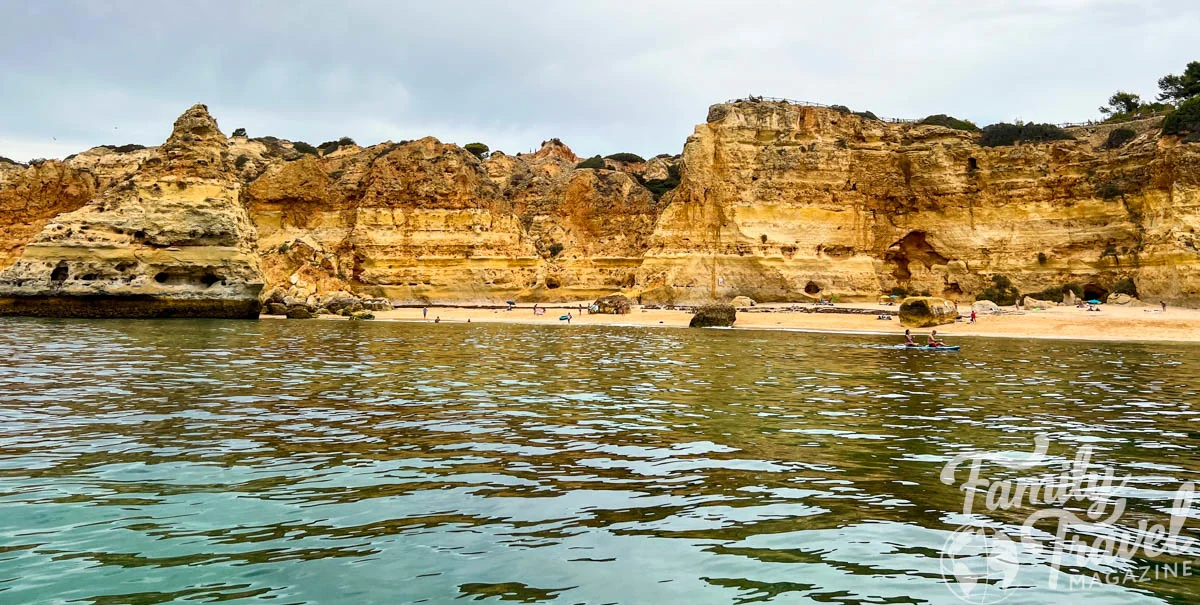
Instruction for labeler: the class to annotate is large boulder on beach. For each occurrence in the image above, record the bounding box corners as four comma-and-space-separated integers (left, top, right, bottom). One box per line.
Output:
971, 300, 1001, 315
320, 290, 359, 313
899, 297, 957, 328
1022, 296, 1056, 309
1107, 293, 1136, 305
285, 304, 313, 319
730, 296, 756, 307
264, 302, 288, 316
592, 294, 632, 314
689, 303, 737, 327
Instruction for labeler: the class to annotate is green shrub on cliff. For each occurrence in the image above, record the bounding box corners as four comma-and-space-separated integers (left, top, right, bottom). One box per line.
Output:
464, 142, 489, 158
638, 164, 681, 201
576, 155, 606, 169
1101, 102, 1173, 124
1162, 96, 1200, 138
976, 274, 1020, 306
291, 141, 319, 156
919, 114, 979, 131
1103, 128, 1137, 149
979, 123, 1073, 147
854, 110, 880, 121
318, 137, 357, 155
604, 152, 645, 163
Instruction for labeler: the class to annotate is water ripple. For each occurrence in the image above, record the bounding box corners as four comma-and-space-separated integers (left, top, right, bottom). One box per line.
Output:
0, 318, 1197, 603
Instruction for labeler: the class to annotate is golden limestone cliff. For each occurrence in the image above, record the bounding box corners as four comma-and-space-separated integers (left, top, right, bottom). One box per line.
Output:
0, 104, 265, 318
641, 101, 1200, 305
246, 136, 662, 304
0, 100, 1197, 317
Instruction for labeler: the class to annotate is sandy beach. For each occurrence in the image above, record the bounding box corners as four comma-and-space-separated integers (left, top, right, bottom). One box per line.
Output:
278, 301, 1200, 344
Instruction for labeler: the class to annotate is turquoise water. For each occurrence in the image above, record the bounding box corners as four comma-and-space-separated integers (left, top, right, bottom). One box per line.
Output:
1, 318, 1199, 604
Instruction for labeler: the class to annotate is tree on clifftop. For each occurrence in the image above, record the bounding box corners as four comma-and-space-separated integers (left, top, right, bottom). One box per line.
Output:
1158, 61, 1200, 103
1100, 91, 1142, 117
464, 142, 489, 159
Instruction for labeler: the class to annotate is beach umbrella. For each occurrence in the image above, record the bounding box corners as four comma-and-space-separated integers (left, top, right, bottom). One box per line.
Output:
1086, 299, 1102, 304
506, 300, 515, 306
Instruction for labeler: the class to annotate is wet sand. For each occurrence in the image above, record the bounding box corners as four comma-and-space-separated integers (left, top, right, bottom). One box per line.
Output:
325, 301, 1200, 344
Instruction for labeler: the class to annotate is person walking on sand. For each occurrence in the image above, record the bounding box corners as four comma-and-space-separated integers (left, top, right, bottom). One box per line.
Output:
1162, 301, 1167, 312
422, 306, 427, 319
566, 313, 572, 324
970, 309, 977, 324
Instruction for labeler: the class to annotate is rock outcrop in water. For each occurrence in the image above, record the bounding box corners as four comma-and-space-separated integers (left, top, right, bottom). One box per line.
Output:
1, 98, 1199, 314
0, 105, 265, 318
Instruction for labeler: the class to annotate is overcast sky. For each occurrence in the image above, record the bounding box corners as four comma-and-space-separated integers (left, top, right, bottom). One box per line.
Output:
1, 0, 1197, 162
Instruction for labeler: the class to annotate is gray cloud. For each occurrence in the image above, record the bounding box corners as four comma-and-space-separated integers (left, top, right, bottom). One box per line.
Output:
1, 0, 1197, 161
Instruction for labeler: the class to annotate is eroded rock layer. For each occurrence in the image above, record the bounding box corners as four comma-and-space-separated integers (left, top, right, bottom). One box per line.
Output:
640, 102, 1200, 305
0, 105, 264, 318
1, 99, 1198, 312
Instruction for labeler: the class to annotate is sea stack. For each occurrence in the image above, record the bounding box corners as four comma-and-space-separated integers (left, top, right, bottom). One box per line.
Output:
0, 104, 265, 318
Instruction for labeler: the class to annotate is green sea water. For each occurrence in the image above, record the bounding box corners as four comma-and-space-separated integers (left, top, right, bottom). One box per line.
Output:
2, 318, 1200, 604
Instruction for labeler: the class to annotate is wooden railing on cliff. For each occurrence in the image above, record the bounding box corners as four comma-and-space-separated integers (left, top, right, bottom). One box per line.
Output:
725, 95, 1104, 129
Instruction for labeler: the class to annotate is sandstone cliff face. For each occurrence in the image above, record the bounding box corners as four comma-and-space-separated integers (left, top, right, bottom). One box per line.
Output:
0, 104, 265, 318
639, 101, 1200, 305
1, 100, 1197, 311
244, 137, 665, 304
0, 161, 97, 268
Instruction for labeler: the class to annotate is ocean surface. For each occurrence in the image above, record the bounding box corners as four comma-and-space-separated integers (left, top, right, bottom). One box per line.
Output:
2, 318, 1200, 604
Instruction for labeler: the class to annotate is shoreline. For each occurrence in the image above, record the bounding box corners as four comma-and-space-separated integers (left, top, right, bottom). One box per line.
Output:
265, 301, 1200, 345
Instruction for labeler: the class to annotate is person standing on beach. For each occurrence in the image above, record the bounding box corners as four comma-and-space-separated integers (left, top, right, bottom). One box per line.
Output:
423, 306, 427, 319
970, 310, 977, 324
1162, 301, 1167, 312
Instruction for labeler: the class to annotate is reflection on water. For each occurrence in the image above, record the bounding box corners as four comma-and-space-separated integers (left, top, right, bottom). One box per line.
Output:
0, 318, 1198, 603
